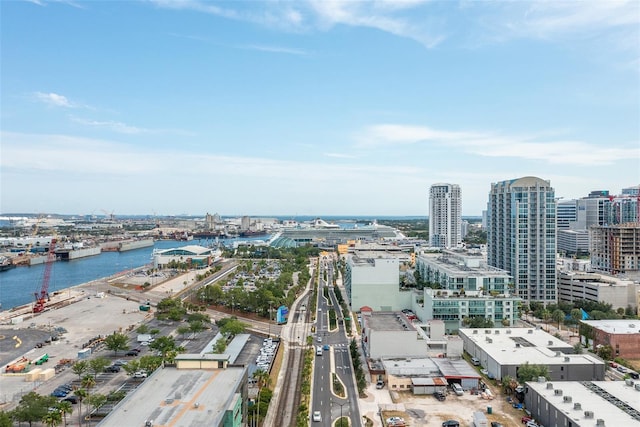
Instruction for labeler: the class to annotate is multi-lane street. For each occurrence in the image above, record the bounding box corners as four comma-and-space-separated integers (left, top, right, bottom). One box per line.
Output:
311, 256, 360, 425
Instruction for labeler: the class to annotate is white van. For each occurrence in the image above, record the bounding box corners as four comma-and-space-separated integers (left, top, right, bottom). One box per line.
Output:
452, 383, 464, 396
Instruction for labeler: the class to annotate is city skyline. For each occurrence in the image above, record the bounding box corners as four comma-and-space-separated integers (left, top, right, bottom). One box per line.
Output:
2, 1, 638, 216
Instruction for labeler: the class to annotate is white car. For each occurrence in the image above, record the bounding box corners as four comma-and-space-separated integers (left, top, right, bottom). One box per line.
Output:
312, 411, 321, 422
133, 371, 148, 378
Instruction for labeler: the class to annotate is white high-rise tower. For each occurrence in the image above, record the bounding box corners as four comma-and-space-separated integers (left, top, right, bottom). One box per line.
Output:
429, 183, 462, 248
487, 176, 557, 304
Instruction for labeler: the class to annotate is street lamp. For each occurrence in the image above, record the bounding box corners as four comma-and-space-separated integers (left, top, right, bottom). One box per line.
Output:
333, 400, 349, 427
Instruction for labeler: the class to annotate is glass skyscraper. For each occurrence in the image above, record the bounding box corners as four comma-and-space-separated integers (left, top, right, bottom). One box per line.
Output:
487, 176, 557, 304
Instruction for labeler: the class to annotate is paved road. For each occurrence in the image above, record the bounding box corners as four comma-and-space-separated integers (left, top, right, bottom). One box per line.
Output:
311, 256, 360, 425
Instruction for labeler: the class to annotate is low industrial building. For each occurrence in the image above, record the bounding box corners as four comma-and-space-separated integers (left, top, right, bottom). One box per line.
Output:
580, 319, 640, 359
380, 357, 480, 394
361, 312, 463, 360
152, 245, 220, 268
558, 271, 638, 312
459, 328, 605, 381
98, 355, 247, 427
523, 379, 640, 427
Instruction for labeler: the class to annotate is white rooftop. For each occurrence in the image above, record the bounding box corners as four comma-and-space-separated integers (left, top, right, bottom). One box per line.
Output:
459, 328, 603, 367
526, 380, 640, 426
581, 320, 640, 335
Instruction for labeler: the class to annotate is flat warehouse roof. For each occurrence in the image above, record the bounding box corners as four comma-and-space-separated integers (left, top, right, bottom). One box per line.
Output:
581, 320, 640, 335
526, 381, 640, 426
99, 367, 245, 427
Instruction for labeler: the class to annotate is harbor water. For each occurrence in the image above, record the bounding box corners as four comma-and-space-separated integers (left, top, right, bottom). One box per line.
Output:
0, 239, 233, 310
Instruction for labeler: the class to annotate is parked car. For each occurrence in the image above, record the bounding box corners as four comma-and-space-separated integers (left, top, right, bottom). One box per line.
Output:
616, 366, 627, 373
442, 421, 460, 427
491, 423, 503, 427
471, 357, 481, 366
104, 365, 121, 373
434, 391, 446, 401
62, 395, 79, 404
51, 389, 68, 398
376, 380, 385, 389
133, 371, 148, 378
630, 372, 639, 379
521, 416, 533, 424
125, 350, 138, 356
112, 360, 127, 366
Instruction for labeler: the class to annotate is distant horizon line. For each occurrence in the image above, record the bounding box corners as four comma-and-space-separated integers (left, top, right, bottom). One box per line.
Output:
0, 213, 484, 220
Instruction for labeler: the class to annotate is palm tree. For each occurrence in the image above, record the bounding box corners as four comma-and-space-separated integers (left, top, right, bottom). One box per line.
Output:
81, 374, 96, 391
75, 388, 88, 426
55, 400, 73, 427
42, 410, 62, 427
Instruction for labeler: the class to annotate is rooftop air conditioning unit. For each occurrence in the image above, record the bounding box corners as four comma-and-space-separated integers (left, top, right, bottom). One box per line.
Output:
554, 389, 563, 396
564, 357, 570, 362
528, 329, 534, 334
574, 403, 582, 410
538, 376, 546, 383
506, 329, 511, 334
596, 420, 605, 427
487, 338, 493, 343
485, 330, 491, 334
546, 383, 554, 389
563, 396, 572, 403
494, 330, 500, 334
635, 383, 640, 391
548, 340, 554, 345
584, 411, 594, 419
516, 343, 521, 348
473, 330, 478, 334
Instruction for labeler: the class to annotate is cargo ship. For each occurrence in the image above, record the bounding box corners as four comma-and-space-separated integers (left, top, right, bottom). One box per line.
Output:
0, 256, 15, 271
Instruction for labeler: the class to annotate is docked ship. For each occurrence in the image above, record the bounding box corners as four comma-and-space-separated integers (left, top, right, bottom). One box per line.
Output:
55, 244, 101, 261
0, 255, 15, 271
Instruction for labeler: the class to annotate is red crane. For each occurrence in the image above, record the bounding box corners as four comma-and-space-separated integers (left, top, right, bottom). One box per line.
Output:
33, 238, 57, 313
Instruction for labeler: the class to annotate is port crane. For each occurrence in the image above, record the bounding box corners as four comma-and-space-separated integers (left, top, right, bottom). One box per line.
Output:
33, 238, 57, 313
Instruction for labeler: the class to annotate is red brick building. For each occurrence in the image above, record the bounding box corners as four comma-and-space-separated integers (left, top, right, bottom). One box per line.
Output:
581, 320, 640, 359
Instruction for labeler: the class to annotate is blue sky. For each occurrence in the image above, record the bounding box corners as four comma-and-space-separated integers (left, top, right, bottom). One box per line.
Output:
2, 0, 639, 217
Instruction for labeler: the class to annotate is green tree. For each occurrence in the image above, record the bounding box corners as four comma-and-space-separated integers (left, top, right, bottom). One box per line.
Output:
188, 320, 205, 336
86, 394, 107, 421
123, 359, 141, 376
218, 318, 248, 336
136, 324, 150, 334
213, 338, 227, 353
81, 374, 96, 391
104, 332, 129, 356
55, 400, 73, 427
177, 325, 191, 339
0, 411, 12, 427
88, 356, 110, 378
42, 410, 62, 427
516, 362, 550, 383
573, 342, 584, 354
597, 345, 613, 361
139, 355, 163, 372
552, 309, 565, 330
71, 360, 89, 381
13, 392, 57, 427
149, 336, 178, 362
74, 389, 88, 427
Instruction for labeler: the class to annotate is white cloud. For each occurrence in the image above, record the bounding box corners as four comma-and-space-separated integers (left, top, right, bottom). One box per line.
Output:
34, 92, 74, 108
324, 152, 357, 159
242, 44, 309, 56
357, 123, 640, 166
70, 117, 149, 134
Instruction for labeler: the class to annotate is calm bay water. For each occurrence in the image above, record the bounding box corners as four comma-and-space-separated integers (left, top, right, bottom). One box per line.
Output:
0, 239, 227, 310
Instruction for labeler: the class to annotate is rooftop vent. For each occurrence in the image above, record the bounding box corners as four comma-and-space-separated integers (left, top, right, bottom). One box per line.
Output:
487, 338, 493, 343
564, 357, 570, 362
528, 329, 534, 334
585, 411, 594, 419
548, 340, 554, 346
554, 389, 563, 396
596, 419, 605, 427
538, 376, 547, 383
516, 343, 521, 348
635, 383, 640, 391
494, 330, 500, 334
546, 383, 554, 389
506, 329, 512, 334
574, 403, 582, 410
485, 330, 491, 334
555, 351, 562, 357
563, 395, 572, 403
473, 330, 478, 334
